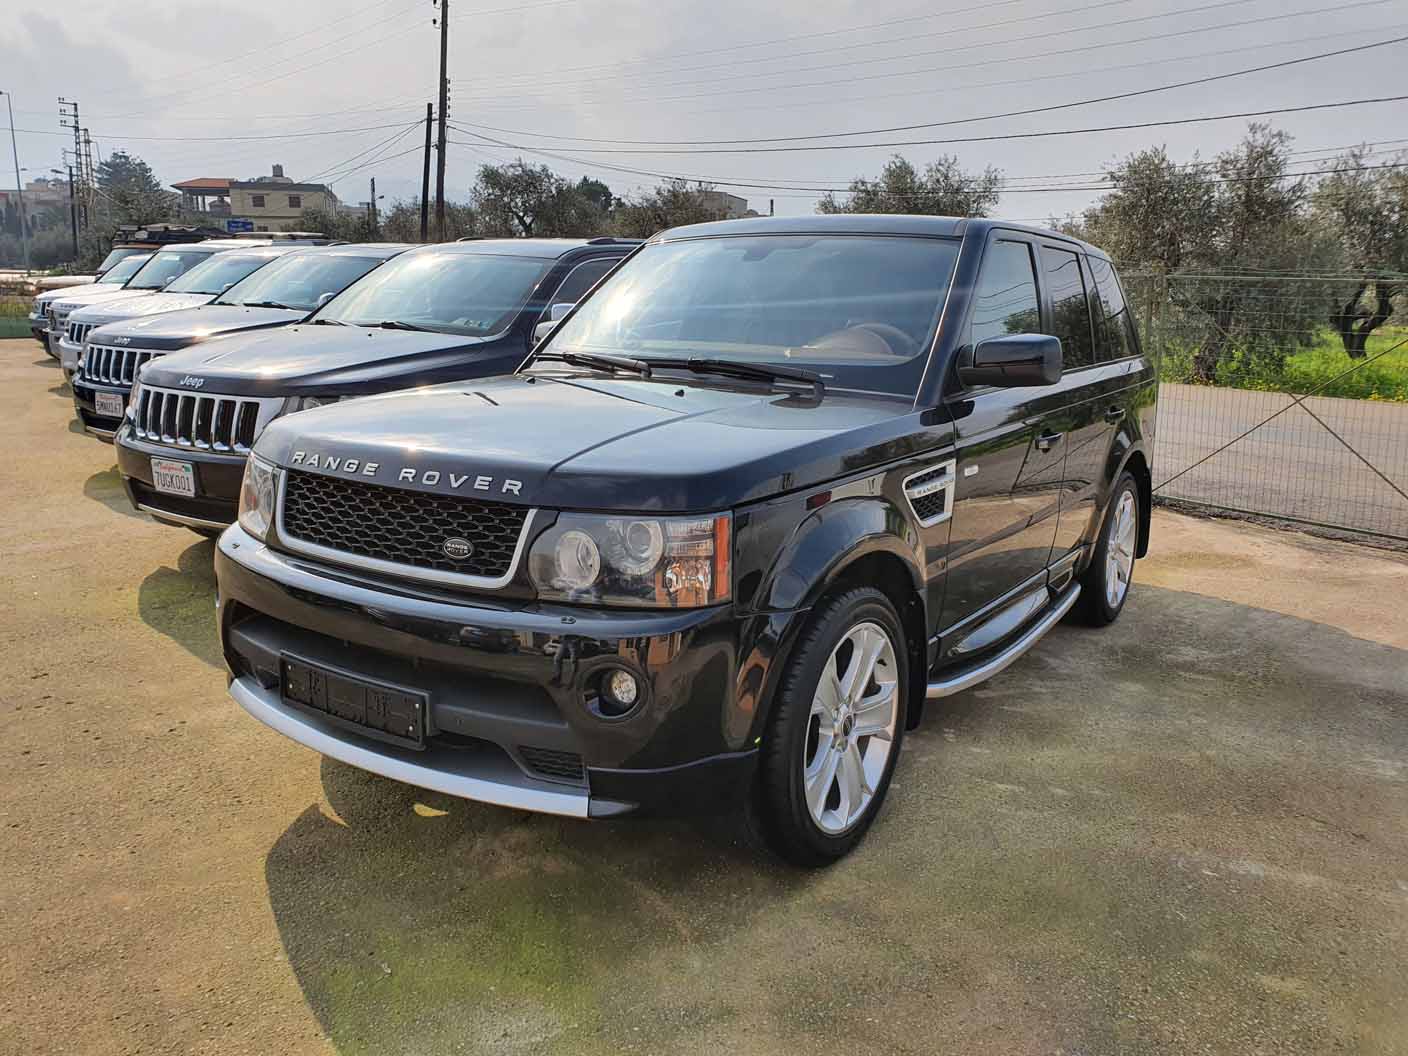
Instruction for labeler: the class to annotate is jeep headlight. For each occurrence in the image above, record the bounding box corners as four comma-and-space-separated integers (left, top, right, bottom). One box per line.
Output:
285, 395, 354, 414
238, 455, 280, 541
528, 513, 731, 608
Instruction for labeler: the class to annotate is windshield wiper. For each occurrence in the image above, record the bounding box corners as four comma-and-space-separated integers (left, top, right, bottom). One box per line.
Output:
535, 351, 653, 377
311, 317, 349, 325
652, 357, 824, 395
234, 299, 297, 310
373, 320, 435, 332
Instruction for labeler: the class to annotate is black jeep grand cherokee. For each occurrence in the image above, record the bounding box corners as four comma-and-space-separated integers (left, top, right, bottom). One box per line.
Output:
215, 216, 1156, 865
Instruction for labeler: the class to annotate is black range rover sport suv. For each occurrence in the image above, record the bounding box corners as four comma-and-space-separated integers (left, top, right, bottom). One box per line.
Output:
214, 216, 1156, 865
115, 237, 637, 534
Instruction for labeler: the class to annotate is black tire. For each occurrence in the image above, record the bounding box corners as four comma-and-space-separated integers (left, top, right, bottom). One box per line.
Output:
44, 341, 60, 360
1075, 471, 1140, 626
757, 587, 909, 867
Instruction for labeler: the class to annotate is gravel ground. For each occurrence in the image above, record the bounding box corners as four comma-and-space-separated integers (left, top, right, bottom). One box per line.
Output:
2, 338, 1407, 1056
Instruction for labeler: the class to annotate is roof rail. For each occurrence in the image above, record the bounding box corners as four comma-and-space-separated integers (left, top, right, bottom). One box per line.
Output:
456, 236, 487, 242
585, 237, 642, 245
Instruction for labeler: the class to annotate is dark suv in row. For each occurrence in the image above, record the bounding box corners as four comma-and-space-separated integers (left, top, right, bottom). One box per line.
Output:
213, 216, 1156, 864
116, 237, 637, 533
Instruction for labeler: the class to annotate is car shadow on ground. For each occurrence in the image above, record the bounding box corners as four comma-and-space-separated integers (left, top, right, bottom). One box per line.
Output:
83, 465, 144, 519
260, 584, 1408, 1056
138, 538, 221, 667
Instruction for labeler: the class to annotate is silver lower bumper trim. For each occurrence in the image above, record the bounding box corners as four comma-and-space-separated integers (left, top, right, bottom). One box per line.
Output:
84, 425, 117, 442
230, 675, 591, 819
136, 503, 230, 531
927, 583, 1081, 699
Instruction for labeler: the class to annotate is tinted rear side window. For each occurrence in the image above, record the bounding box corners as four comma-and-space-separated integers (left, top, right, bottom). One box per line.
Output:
1042, 246, 1095, 370
551, 257, 616, 306
1088, 256, 1139, 362
970, 240, 1039, 346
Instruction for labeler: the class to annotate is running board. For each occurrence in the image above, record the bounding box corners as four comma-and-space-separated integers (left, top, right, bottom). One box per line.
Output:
926, 583, 1081, 700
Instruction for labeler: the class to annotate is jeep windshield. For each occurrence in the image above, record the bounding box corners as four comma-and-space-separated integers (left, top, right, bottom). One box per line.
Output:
166, 253, 278, 296
535, 234, 961, 397
124, 248, 217, 291
215, 252, 386, 311
310, 250, 552, 336
98, 254, 152, 285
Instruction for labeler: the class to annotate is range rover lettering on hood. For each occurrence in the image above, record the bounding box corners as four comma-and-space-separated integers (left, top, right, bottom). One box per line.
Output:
289, 450, 523, 495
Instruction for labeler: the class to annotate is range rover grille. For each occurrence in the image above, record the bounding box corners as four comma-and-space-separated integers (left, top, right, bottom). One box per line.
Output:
80, 344, 162, 387
65, 321, 96, 347
280, 469, 530, 581
132, 385, 283, 453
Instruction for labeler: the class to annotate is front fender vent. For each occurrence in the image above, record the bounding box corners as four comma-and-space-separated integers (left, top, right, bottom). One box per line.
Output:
903, 459, 956, 527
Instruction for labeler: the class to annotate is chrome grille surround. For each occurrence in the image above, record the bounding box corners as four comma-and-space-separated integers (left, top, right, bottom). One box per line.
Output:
275, 469, 537, 590
64, 320, 96, 348
80, 344, 163, 387
131, 384, 284, 453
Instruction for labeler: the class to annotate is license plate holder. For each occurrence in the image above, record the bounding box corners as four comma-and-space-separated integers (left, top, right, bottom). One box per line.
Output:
281, 655, 427, 749
95, 392, 124, 418
150, 458, 196, 498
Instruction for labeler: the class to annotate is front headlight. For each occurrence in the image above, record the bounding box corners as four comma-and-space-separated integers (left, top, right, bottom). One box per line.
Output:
285, 395, 354, 414
238, 455, 280, 541
528, 512, 731, 608
126, 378, 143, 420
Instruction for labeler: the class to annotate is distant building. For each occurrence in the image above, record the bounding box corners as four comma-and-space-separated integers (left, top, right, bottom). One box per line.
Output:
698, 191, 753, 219
171, 165, 340, 233
0, 177, 74, 222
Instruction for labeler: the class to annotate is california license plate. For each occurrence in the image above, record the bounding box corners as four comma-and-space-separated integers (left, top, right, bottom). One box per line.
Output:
151, 458, 196, 498
95, 392, 123, 418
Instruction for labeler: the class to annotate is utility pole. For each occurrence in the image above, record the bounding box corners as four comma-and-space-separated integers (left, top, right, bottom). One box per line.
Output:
434, 0, 449, 241
64, 163, 78, 260
420, 103, 432, 242
58, 98, 86, 230
369, 176, 378, 230
0, 89, 30, 273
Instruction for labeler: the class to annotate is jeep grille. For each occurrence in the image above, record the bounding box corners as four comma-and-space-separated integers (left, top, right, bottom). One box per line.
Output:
132, 385, 283, 453
80, 344, 161, 387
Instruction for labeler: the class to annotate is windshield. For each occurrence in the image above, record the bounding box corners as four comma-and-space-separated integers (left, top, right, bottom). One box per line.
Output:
125, 248, 217, 291
538, 234, 961, 396
313, 250, 552, 335
166, 252, 278, 295
99, 254, 152, 285
97, 248, 147, 277
216, 252, 387, 311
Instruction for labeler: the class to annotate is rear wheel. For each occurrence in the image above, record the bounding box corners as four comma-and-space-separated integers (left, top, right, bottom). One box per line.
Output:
1076, 471, 1139, 625
758, 587, 908, 866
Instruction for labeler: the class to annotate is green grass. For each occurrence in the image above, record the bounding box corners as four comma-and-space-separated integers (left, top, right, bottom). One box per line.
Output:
1158, 325, 1408, 402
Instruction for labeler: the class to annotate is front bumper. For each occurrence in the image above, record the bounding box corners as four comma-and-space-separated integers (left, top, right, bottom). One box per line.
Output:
115, 423, 244, 529
215, 524, 762, 818
57, 334, 83, 374
70, 377, 128, 441
28, 311, 47, 343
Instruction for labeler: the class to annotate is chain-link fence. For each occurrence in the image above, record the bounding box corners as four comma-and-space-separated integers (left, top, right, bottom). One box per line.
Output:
1125, 270, 1408, 542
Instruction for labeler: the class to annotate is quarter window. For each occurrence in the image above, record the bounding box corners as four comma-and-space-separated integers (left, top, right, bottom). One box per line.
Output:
970, 240, 1039, 346
1088, 256, 1139, 362
1042, 246, 1095, 370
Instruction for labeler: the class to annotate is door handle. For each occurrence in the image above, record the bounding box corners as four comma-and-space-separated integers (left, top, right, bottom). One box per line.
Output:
1104, 406, 1127, 423
1035, 431, 1064, 453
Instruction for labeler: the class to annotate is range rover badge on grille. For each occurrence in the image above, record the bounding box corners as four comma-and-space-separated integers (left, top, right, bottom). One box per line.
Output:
442, 537, 475, 561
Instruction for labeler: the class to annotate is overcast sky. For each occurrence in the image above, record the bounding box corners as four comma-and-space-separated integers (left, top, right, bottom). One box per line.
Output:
3, 0, 1406, 220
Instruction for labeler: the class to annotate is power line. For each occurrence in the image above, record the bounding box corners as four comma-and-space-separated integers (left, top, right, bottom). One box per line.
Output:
307, 120, 429, 184
452, 0, 1380, 106
13, 120, 423, 143
449, 94, 1408, 156
454, 29, 1408, 147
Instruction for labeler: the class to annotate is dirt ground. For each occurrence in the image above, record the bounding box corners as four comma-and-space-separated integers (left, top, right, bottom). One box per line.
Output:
2, 338, 1406, 1056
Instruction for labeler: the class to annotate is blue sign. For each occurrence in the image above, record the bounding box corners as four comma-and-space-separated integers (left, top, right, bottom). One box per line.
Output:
226, 219, 254, 233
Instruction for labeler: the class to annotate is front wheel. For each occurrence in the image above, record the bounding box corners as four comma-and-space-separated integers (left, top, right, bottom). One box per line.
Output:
758, 587, 908, 866
1076, 472, 1140, 625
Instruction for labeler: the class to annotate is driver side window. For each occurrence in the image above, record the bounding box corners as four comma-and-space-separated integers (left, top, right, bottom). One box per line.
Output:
970, 240, 1039, 346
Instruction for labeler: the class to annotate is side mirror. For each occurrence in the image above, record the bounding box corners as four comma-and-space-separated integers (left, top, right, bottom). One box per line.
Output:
316, 291, 334, 307
958, 334, 1062, 388
533, 302, 575, 346
161, 276, 175, 289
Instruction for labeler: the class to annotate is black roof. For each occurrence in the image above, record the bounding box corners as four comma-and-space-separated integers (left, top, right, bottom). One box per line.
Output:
651, 214, 1109, 258
414, 238, 640, 260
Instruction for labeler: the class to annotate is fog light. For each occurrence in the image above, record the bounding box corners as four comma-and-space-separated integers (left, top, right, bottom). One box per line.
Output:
605, 670, 639, 712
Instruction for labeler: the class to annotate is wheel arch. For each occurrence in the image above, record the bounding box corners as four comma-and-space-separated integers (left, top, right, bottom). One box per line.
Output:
1117, 447, 1152, 558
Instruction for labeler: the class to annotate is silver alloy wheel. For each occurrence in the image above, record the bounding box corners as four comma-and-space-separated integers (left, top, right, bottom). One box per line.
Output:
803, 620, 899, 835
1105, 489, 1137, 609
